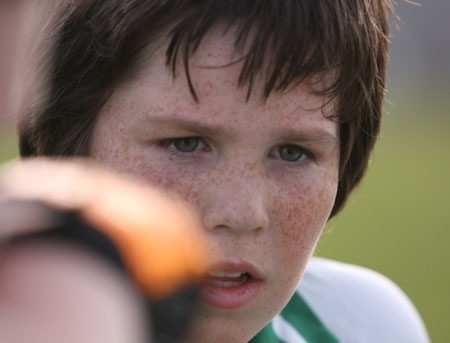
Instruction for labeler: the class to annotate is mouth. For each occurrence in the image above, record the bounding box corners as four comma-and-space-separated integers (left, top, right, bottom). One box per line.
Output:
200, 263, 262, 310
204, 271, 252, 287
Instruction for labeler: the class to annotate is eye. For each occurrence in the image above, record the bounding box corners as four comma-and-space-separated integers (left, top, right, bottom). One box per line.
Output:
271, 144, 309, 162
172, 137, 200, 152
158, 137, 206, 153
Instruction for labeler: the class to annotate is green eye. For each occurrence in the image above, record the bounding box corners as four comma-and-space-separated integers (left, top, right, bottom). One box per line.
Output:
278, 144, 307, 162
172, 137, 200, 152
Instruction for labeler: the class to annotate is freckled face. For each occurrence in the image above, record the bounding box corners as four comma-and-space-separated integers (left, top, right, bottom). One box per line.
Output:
91, 29, 339, 343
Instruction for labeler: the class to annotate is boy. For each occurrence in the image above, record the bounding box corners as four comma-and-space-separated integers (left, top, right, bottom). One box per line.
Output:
17, 1, 429, 342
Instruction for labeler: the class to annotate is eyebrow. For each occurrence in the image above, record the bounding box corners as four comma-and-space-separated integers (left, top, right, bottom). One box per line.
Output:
137, 115, 231, 138
274, 128, 340, 150
138, 115, 339, 149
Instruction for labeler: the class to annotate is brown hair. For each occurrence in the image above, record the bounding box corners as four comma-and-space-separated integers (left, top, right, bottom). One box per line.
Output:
18, 0, 393, 217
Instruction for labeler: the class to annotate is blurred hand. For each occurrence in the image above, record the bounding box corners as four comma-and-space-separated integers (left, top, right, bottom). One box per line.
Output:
0, 158, 209, 343
0, 0, 27, 128
0, 236, 149, 343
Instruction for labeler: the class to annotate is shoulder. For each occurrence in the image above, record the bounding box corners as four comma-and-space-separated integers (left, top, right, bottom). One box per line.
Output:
296, 257, 429, 343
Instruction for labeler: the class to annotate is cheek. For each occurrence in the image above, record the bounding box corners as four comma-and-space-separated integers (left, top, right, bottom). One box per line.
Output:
102, 145, 207, 205
271, 176, 337, 264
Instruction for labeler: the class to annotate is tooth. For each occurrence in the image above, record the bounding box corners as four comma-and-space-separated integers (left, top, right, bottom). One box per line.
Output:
208, 271, 227, 277
224, 272, 244, 277
208, 271, 244, 278
207, 274, 248, 287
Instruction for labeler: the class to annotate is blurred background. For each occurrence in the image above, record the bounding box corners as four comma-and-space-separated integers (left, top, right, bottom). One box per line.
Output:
318, 1, 450, 342
0, 0, 448, 341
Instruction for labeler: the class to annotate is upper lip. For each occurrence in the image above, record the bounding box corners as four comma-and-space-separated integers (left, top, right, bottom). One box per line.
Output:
206, 261, 262, 280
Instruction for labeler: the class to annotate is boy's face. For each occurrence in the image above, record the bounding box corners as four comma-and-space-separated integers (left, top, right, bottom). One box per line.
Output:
91, 27, 339, 342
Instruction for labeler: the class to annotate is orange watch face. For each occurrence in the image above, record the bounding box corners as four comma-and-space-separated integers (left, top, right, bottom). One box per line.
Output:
83, 192, 207, 298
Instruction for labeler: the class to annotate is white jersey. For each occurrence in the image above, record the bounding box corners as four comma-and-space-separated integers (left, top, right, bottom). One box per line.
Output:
251, 257, 429, 343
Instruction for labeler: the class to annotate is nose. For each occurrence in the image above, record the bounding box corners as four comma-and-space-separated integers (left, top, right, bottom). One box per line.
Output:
202, 163, 270, 233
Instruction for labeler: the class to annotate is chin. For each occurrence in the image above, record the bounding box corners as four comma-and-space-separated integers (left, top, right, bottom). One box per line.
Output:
181, 309, 263, 343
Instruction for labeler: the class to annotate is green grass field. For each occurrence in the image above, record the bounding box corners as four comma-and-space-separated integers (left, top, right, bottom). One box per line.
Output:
1, 102, 448, 341
0, 131, 18, 162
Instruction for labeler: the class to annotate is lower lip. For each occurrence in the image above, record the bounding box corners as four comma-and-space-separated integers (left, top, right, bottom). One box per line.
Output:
201, 277, 262, 310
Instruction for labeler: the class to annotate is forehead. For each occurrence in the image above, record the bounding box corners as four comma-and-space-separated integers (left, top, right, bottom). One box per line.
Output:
114, 26, 337, 133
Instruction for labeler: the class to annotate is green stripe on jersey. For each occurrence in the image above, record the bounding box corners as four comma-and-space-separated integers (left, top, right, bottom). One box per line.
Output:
280, 291, 339, 342
250, 291, 339, 343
